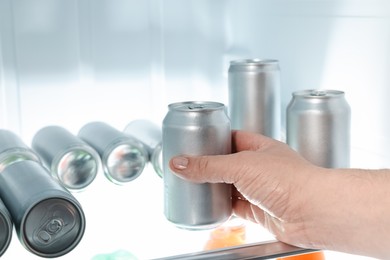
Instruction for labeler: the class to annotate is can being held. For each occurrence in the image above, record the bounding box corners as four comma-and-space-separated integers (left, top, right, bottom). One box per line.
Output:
124, 119, 163, 178
78, 122, 148, 184
163, 101, 232, 230
228, 59, 281, 139
286, 89, 351, 168
0, 160, 86, 258
0, 198, 12, 257
32, 126, 101, 191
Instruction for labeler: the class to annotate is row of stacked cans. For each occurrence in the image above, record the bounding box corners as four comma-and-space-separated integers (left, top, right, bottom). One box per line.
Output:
161, 58, 351, 231
228, 59, 351, 168
0, 121, 163, 257
32, 121, 162, 191
0, 130, 86, 258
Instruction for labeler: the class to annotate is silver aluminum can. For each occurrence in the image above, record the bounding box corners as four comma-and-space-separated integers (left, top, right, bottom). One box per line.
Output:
0, 160, 86, 257
0, 198, 12, 257
0, 129, 41, 171
228, 59, 281, 139
286, 89, 351, 168
0, 130, 85, 257
32, 126, 101, 191
78, 122, 148, 184
163, 101, 232, 230
124, 119, 163, 178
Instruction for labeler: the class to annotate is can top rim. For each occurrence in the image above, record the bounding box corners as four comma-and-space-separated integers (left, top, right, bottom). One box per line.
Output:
292, 89, 345, 98
168, 101, 225, 111
230, 59, 279, 65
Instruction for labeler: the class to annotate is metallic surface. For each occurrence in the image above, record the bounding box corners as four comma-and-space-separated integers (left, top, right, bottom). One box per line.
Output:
228, 59, 281, 139
0, 199, 13, 257
163, 101, 232, 230
78, 122, 148, 184
32, 126, 101, 191
0, 129, 40, 171
0, 160, 85, 257
153, 241, 316, 260
124, 119, 163, 177
286, 89, 351, 168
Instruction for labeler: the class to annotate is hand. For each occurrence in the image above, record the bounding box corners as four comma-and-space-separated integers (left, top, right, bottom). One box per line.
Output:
169, 130, 323, 246
169, 130, 390, 259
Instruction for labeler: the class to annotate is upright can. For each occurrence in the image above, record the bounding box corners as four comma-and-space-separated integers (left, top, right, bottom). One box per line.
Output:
228, 59, 281, 139
163, 101, 232, 230
286, 89, 351, 168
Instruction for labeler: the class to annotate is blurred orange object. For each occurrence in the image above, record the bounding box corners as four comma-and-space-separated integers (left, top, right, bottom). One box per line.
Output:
277, 251, 325, 260
204, 219, 246, 250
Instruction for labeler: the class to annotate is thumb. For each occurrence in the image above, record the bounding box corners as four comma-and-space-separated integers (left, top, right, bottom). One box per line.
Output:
169, 153, 247, 184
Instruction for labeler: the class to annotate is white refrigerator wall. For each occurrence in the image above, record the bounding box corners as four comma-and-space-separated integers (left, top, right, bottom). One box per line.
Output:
2, 0, 390, 169
0, 0, 389, 259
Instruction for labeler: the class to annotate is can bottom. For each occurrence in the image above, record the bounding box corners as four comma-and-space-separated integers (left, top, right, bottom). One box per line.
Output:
167, 216, 231, 231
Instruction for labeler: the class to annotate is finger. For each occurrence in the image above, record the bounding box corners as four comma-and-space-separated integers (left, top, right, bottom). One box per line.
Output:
232, 130, 277, 152
169, 152, 252, 184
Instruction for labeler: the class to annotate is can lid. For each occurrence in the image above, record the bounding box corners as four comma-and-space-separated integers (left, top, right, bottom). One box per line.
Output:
22, 198, 85, 257
168, 101, 225, 112
293, 89, 345, 98
0, 211, 12, 256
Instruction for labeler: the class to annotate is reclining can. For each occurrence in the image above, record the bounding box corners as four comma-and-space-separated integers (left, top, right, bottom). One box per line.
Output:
32, 125, 101, 191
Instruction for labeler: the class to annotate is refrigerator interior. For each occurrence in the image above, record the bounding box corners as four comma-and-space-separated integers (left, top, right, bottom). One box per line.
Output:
0, 0, 389, 259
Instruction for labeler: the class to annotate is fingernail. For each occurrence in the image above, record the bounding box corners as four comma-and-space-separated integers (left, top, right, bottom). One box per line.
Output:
172, 157, 189, 170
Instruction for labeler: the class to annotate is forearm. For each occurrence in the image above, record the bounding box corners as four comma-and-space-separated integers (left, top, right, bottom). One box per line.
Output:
305, 168, 390, 259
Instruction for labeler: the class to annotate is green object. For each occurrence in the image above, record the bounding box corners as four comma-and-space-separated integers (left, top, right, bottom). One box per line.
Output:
92, 249, 138, 260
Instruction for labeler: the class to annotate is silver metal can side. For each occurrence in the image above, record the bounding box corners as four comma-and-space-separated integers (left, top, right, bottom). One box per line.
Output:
78, 122, 148, 184
228, 59, 281, 139
163, 101, 232, 230
0, 160, 85, 258
286, 89, 351, 168
0, 129, 41, 171
123, 119, 163, 178
32, 125, 101, 191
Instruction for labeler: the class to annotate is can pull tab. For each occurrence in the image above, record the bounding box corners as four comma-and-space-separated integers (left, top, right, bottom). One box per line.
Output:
32, 203, 77, 246
188, 104, 205, 110
310, 90, 327, 96
37, 218, 64, 243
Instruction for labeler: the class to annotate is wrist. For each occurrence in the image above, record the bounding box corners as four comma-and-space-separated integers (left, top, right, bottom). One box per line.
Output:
303, 168, 390, 258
